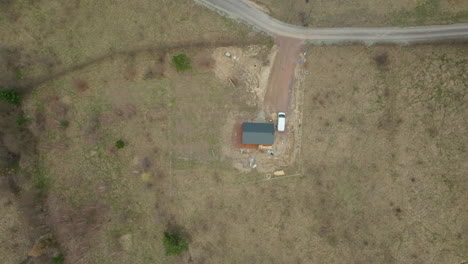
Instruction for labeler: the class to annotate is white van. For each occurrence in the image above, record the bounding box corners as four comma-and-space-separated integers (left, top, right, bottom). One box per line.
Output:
277, 112, 286, 132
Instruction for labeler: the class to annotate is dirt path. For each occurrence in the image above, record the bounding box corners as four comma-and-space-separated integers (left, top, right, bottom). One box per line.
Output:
263, 37, 304, 116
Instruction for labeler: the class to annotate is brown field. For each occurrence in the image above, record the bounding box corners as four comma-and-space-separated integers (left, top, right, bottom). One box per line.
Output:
252, 0, 468, 27
0, 0, 270, 263
299, 44, 467, 263
1, 0, 467, 263
0, 0, 267, 89
11, 43, 466, 263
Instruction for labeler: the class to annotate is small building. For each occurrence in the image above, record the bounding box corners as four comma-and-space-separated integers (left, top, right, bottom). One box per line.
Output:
242, 122, 275, 145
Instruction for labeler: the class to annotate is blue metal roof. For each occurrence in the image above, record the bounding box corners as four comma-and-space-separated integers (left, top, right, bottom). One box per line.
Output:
242, 123, 275, 145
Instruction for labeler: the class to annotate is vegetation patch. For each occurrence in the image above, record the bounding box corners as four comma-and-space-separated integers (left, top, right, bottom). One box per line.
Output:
0, 89, 21, 104
15, 69, 24, 80
163, 231, 188, 256
172, 54, 192, 71
16, 117, 31, 126
59, 120, 70, 128
52, 254, 65, 264
115, 140, 125, 149
34, 172, 51, 197
392, 0, 468, 25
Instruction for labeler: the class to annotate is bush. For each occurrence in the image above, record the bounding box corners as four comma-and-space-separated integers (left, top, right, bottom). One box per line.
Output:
60, 120, 69, 128
0, 89, 21, 104
115, 140, 125, 149
163, 231, 188, 256
52, 254, 65, 264
16, 117, 31, 126
172, 54, 192, 71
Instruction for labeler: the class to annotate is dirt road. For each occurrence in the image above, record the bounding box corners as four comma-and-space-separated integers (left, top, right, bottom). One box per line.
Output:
263, 37, 303, 115
194, 0, 468, 44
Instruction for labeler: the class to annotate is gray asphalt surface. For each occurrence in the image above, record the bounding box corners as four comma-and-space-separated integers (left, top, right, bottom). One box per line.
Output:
195, 0, 468, 44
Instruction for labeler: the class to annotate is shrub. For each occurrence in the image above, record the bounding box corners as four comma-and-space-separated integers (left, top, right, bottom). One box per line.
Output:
52, 254, 65, 264
373, 52, 389, 67
163, 231, 188, 256
115, 140, 125, 149
60, 120, 69, 128
16, 117, 31, 126
0, 89, 21, 104
172, 54, 192, 71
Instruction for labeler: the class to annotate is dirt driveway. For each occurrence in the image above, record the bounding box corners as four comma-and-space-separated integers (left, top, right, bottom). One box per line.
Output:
263, 37, 304, 116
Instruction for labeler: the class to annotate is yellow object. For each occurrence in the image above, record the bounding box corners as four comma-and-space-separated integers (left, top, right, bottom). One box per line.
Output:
259, 145, 273, 150
140, 172, 152, 182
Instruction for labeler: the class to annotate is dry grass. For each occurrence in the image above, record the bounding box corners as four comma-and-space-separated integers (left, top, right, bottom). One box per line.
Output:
253, 0, 468, 27
0, 0, 270, 263
19, 44, 272, 263
0, 0, 267, 90
160, 41, 468, 264
2, 0, 467, 263
30, 42, 465, 264
299, 44, 467, 263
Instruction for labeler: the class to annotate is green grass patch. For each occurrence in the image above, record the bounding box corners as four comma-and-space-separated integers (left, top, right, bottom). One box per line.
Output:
163, 231, 188, 256
172, 54, 192, 71
0, 89, 21, 104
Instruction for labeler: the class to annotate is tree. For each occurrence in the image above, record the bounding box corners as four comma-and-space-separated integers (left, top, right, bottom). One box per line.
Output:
172, 54, 192, 71
163, 231, 188, 256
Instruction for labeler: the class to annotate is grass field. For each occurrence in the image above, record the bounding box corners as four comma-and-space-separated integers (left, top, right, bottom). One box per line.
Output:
0, 0, 265, 90
0, 0, 270, 263
21, 43, 467, 263
299, 44, 467, 263
253, 0, 468, 27
19, 47, 272, 263
1, 0, 467, 263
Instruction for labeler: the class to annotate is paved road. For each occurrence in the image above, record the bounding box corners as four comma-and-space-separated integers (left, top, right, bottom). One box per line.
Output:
195, 0, 468, 44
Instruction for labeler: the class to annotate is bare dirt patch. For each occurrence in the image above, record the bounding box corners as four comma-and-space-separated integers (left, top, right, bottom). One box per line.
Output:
212, 45, 273, 111
210, 37, 306, 173
193, 50, 216, 72
263, 37, 304, 115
